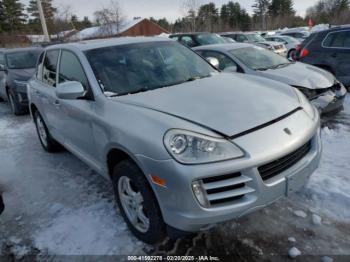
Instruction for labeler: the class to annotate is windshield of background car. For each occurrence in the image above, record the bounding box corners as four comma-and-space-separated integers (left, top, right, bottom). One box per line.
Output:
281, 36, 300, 44
6, 50, 41, 69
246, 34, 266, 42
230, 46, 291, 70
85, 41, 217, 96
196, 34, 227, 45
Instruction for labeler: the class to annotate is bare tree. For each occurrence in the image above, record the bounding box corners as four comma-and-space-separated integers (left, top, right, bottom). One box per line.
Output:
181, 0, 199, 32
94, 0, 126, 37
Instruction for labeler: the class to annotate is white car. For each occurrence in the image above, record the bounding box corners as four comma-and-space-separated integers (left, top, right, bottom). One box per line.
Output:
265, 35, 301, 60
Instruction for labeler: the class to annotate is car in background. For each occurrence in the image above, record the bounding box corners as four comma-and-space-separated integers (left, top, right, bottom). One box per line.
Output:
0, 47, 43, 115
220, 32, 287, 56
296, 26, 350, 90
195, 43, 347, 114
279, 30, 310, 42
169, 32, 230, 48
264, 35, 300, 60
29, 37, 321, 244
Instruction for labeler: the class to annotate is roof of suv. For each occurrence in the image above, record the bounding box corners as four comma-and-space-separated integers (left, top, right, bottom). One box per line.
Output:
220, 32, 256, 35
46, 37, 173, 52
169, 32, 212, 37
2, 47, 42, 54
194, 43, 252, 51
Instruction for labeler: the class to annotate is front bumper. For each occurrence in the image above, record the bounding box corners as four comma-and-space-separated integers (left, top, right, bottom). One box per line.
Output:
312, 85, 347, 115
137, 109, 321, 232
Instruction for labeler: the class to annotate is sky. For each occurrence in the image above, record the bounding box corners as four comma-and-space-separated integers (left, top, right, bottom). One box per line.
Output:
20, 0, 318, 22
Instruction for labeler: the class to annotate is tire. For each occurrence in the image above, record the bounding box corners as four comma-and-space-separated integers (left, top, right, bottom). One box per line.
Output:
112, 159, 166, 244
34, 111, 62, 152
7, 90, 24, 116
288, 49, 296, 60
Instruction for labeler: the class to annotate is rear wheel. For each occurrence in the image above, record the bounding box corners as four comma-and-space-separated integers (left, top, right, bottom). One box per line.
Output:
7, 90, 24, 116
112, 160, 166, 244
287, 49, 296, 60
34, 111, 62, 152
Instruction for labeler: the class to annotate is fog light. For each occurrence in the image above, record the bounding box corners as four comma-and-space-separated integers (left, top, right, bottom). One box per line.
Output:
192, 181, 210, 208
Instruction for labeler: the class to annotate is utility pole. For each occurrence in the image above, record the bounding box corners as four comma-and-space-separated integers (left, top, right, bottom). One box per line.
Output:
37, 0, 50, 42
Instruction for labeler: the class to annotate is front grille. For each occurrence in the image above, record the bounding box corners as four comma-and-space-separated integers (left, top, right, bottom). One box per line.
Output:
202, 172, 255, 206
258, 141, 312, 181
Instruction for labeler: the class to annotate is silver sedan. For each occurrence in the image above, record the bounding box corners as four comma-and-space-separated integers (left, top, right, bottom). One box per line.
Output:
195, 43, 347, 114
28, 37, 321, 244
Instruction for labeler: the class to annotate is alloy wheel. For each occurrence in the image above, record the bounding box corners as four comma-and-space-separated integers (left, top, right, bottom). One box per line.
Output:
118, 176, 150, 233
36, 115, 48, 148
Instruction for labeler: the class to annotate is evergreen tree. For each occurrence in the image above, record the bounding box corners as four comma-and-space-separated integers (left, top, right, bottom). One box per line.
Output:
0, 0, 26, 32
27, 0, 57, 21
252, 0, 271, 30
269, 0, 295, 17
197, 2, 219, 31
27, 0, 57, 33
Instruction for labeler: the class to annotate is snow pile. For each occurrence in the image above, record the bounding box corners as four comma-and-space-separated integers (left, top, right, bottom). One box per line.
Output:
304, 96, 350, 222
34, 201, 145, 255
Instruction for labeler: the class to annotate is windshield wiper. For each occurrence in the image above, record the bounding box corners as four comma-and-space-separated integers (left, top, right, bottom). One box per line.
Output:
107, 87, 150, 97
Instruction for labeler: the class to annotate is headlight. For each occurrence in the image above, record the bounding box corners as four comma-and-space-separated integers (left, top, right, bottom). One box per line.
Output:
294, 88, 317, 120
164, 129, 244, 164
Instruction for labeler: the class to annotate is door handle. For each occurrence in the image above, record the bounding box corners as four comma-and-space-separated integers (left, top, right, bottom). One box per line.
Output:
331, 53, 337, 58
54, 100, 60, 107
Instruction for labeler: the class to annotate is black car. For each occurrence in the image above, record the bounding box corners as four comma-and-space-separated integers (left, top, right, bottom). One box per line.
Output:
169, 32, 229, 48
297, 26, 350, 89
0, 47, 43, 115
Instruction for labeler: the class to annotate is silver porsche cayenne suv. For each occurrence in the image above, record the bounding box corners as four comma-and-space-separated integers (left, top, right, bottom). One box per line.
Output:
28, 37, 322, 244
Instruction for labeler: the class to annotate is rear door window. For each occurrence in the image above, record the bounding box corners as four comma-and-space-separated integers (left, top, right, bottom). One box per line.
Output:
43, 50, 60, 87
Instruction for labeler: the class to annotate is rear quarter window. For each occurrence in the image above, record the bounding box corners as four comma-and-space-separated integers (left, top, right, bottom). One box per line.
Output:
323, 30, 350, 48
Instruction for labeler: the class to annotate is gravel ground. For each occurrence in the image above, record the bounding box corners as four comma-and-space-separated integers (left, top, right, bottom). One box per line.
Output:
0, 96, 349, 261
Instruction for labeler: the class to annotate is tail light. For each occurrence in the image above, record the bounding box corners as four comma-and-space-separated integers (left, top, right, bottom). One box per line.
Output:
300, 48, 309, 58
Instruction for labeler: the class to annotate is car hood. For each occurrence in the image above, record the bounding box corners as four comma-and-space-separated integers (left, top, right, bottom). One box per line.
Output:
257, 62, 335, 89
8, 68, 36, 81
114, 73, 300, 137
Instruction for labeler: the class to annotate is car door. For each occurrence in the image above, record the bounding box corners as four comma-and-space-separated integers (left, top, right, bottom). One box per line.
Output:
322, 29, 350, 86
32, 49, 64, 140
56, 49, 99, 167
0, 52, 6, 99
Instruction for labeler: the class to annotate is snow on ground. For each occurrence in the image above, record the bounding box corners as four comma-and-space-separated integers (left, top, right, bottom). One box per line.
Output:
0, 96, 350, 259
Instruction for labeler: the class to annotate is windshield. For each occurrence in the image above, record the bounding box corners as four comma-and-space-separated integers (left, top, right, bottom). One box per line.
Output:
280, 36, 299, 44
6, 50, 41, 69
230, 46, 291, 70
246, 34, 266, 42
196, 34, 228, 45
86, 41, 217, 96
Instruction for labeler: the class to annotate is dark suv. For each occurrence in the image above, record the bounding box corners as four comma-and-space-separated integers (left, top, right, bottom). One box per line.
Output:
0, 47, 43, 115
297, 26, 350, 89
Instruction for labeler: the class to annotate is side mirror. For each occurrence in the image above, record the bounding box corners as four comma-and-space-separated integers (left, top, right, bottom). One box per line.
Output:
223, 65, 238, 73
0, 64, 6, 71
206, 57, 220, 69
56, 81, 86, 100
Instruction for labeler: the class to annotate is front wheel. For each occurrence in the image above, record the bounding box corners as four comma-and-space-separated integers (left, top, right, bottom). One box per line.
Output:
34, 111, 62, 152
112, 160, 166, 244
8, 90, 24, 116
